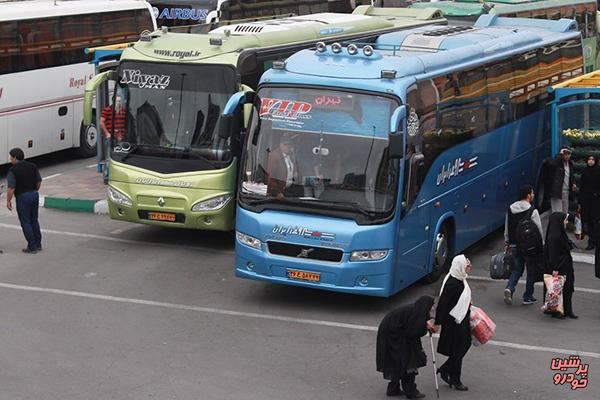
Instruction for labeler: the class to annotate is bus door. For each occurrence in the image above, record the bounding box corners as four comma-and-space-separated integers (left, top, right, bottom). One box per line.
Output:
395, 104, 431, 289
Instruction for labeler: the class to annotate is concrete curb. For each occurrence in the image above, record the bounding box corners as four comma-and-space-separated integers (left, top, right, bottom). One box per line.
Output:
40, 196, 108, 215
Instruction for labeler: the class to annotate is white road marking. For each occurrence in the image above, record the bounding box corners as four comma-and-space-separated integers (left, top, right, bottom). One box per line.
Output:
0, 280, 598, 359
0, 222, 234, 254
109, 225, 139, 235
86, 164, 98, 168
573, 253, 595, 264
42, 173, 63, 180
469, 275, 600, 294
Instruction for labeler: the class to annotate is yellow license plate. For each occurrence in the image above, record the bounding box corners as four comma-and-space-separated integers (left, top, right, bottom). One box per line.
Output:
287, 269, 320, 282
148, 212, 176, 222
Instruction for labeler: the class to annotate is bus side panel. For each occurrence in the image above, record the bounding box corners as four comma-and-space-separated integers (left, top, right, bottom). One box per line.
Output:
1, 64, 93, 160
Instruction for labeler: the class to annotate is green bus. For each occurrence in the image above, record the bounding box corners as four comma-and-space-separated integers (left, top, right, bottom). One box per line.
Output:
409, 0, 599, 72
83, 6, 445, 231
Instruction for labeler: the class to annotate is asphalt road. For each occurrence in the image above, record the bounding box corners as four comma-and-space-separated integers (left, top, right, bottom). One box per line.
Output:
0, 157, 598, 400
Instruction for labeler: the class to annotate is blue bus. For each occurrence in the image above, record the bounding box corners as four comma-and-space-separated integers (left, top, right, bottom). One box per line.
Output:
224, 15, 584, 297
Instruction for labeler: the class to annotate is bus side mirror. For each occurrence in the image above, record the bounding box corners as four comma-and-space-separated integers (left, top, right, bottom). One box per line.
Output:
223, 91, 255, 117
388, 133, 404, 159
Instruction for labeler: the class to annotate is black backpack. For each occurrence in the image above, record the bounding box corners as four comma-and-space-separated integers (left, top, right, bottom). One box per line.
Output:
516, 208, 543, 257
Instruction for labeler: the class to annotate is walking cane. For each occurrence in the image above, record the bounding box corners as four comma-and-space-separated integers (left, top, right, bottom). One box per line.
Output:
429, 332, 440, 398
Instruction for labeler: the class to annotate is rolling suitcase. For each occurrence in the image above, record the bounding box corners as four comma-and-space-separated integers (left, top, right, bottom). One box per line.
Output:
490, 250, 512, 280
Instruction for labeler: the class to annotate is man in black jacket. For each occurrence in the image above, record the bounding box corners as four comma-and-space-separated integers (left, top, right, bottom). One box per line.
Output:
548, 146, 576, 213
6, 148, 42, 254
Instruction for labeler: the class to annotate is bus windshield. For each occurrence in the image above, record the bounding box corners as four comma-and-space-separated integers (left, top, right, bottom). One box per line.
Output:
240, 86, 400, 223
112, 61, 238, 170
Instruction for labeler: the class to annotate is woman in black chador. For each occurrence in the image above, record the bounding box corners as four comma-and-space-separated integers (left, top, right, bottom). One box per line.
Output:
376, 296, 435, 399
545, 212, 578, 319
579, 155, 600, 250
435, 255, 472, 392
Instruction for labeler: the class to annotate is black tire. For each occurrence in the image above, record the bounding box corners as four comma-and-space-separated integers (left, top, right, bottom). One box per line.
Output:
75, 117, 98, 158
424, 224, 452, 283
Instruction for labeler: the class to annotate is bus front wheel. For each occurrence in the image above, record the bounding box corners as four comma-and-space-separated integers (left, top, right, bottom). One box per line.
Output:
75, 118, 98, 158
425, 225, 452, 283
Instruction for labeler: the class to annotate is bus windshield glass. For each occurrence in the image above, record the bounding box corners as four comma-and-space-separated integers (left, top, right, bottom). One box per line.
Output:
112, 62, 237, 169
240, 86, 400, 222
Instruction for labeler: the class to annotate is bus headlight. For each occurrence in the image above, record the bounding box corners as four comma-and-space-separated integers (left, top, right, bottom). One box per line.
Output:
191, 195, 232, 212
107, 186, 132, 207
350, 250, 388, 262
237, 232, 261, 249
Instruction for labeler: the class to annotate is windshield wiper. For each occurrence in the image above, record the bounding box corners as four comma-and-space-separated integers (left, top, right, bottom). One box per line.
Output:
242, 195, 377, 219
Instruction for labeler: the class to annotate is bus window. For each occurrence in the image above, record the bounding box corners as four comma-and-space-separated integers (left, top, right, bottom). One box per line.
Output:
546, 7, 561, 20
512, 50, 540, 119
560, 5, 576, 19
0, 21, 18, 74
62, 14, 100, 64
560, 38, 584, 79
20, 18, 61, 70
455, 66, 487, 137
486, 60, 513, 129
101, 10, 138, 44
586, 4, 596, 38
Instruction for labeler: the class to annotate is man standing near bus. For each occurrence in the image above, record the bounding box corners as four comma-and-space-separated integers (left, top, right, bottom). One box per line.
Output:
6, 148, 42, 254
548, 146, 576, 213
100, 95, 127, 144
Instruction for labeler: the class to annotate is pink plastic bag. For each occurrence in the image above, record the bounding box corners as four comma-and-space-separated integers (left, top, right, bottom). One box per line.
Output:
470, 306, 496, 346
542, 273, 566, 315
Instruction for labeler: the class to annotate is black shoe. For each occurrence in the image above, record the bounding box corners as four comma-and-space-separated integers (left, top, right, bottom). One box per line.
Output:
452, 383, 469, 391
437, 369, 451, 386
406, 390, 426, 399
22, 248, 37, 254
552, 313, 566, 319
566, 312, 579, 319
522, 297, 537, 305
386, 381, 403, 396
36, 246, 42, 252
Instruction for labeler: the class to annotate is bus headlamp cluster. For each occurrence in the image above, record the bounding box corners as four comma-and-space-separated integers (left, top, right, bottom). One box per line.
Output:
350, 250, 388, 262
237, 232, 261, 250
108, 186, 132, 207
191, 195, 232, 212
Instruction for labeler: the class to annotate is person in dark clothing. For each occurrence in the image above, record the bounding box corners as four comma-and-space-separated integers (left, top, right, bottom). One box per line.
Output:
503, 184, 544, 305
435, 255, 472, 392
595, 219, 600, 280
6, 148, 42, 254
377, 296, 435, 398
579, 155, 600, 250
544, 212, 577, 319
547, 147, 576, 213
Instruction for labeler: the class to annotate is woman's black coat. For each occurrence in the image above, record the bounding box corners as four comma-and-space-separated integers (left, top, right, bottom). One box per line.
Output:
376, 296, 434, 380
580, 161, 600, 233
545, 212, 574, 294
435, 276, 471, 358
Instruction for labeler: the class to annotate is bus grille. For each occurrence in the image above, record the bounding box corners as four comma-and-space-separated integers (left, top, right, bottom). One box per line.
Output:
267, 241, 343, 263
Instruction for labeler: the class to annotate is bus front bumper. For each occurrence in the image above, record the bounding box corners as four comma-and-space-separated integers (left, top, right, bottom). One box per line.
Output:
107, 193, 235, 231
235, 241, 395, 297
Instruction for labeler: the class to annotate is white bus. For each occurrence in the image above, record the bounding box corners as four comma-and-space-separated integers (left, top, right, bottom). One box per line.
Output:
0, 0, 156, 163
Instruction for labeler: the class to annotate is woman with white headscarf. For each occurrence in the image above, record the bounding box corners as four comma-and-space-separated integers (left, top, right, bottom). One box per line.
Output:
434, 255, 472, 392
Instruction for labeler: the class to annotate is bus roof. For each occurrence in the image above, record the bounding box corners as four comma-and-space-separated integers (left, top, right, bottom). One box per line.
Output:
120, 6, 445, 65
0, 0, 152, 21
261, 15, 580, 96
410, 0, 592, 18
